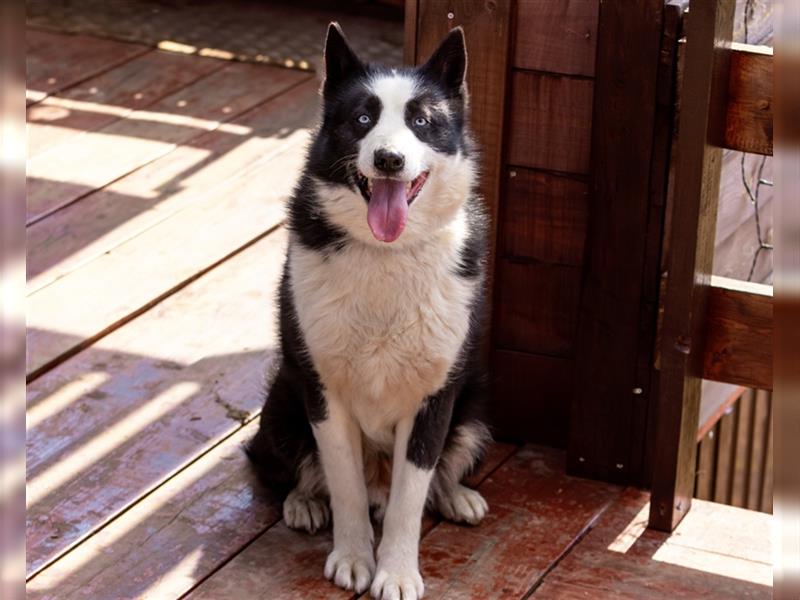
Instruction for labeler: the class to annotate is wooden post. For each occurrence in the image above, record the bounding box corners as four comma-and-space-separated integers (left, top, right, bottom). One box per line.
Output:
649, 0, 735, 532
567, 0, 682, 485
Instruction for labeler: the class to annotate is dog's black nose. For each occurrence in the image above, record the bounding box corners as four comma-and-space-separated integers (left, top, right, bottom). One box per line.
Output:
374, 149, 405, 174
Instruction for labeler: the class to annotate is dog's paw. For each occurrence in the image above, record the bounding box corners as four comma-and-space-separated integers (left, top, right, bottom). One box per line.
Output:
437, 484, 488, 525
324, 548, 375, 593
283, 491, 330, 534
370, 564, 424, 600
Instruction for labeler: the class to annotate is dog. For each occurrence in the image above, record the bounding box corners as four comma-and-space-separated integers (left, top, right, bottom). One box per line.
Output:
247, 22, 490, 600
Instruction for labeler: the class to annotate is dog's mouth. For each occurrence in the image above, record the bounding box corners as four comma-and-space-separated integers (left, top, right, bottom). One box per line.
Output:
355, 171, 429, 243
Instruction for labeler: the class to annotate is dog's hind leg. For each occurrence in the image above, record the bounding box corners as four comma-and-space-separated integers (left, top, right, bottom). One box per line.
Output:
429, 420, 491, 525
283, 453, 331, 534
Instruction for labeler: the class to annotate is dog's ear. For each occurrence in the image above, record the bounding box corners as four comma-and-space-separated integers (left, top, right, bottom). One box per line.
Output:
323, 22, 365, 94
419, 27, 467, 93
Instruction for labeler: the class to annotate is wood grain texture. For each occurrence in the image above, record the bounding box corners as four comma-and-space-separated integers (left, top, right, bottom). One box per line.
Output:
513, 0, 600, 76
414, 446, 621, 599
499, 168, 589, 266
25, 229, 288, 576
493, 259, 582, 357
649, 0, 736, 532
568, 0, 672, 485
490, 350, 573, 448
27, 50, 224, 157
187, 443, 518, 599
26, 108, 312, 378
542, 488, 772, 598
507, 71, 594, 174
26, 62, 307, 224
26, 422, 283, 599
26, 80, 319, 294
26, 30, 149, 105
722, 44, 773, 155
702, 277, 773, 390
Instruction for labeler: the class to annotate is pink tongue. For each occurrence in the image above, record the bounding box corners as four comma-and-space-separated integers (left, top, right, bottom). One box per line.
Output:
367, 178, 408, 242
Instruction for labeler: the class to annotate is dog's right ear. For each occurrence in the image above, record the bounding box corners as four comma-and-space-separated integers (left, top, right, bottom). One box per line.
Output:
323, 22, 365, 94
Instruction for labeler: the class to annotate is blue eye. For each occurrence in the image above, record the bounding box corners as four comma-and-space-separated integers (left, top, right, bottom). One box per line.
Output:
414, 116, 428, 127
357, 114, 371, 124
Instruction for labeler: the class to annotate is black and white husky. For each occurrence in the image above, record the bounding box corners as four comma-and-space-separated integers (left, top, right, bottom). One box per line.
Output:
248, 23, 490, 600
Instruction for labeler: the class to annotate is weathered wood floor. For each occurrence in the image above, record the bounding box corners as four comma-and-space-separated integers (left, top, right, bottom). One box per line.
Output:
26, 30, 772, 599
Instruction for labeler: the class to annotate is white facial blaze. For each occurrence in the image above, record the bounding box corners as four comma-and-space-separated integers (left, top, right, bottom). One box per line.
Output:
358, 74, 426, 181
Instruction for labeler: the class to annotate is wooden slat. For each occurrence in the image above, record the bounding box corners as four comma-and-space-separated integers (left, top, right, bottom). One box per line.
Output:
26, 80, 320, 295
513, 0, 600, 76
730, 390, 755, 508
26, 62, 308, 224
721, 44, 773, 155
541, 488, 772, 598
490, 350, 573, 448
25, 229, 288, 576
186, 443, 518, 599
493, 259, 582, 357
568, 0, 675, 485
747, 390, 770, 509
27, 50, 224, 157
694, 429, 716, 500
499, 167, 589, 266
712, 405, 735, 505
26, 422, 282, 599
507, 71, 594, 175
413, 446, 621, 598
26, 135, 307, 379
411, 0, 512, 337
649, 0, 735, 532
702, 277, 773, 390
26, 30, 149, 105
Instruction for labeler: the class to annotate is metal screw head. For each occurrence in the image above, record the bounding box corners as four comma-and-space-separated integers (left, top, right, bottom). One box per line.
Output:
578, 456, 586, 463
632, 387, 643, 395
447, 11, 455, 19
615, 463, 624, 470
509, 170, 517, 178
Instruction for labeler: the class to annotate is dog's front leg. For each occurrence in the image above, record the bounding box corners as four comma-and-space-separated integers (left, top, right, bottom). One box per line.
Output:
312, 395, 375, 593
371, 391, 454, 600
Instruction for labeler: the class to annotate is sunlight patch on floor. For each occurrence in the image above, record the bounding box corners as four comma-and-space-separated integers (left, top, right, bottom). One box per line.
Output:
27, 381, 199, 506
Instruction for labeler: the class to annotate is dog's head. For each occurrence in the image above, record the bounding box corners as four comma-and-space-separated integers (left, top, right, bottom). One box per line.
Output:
308, 23, 476, 247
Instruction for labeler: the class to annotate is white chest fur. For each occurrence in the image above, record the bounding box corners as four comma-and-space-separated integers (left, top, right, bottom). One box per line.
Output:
289, 217, 476, 445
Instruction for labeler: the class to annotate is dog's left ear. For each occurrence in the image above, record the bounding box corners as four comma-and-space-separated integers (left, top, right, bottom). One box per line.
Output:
419, 27, 467, 93
323, 22, 365, 94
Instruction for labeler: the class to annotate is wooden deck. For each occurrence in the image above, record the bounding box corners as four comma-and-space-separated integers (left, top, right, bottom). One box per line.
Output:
26, 30, 772, 599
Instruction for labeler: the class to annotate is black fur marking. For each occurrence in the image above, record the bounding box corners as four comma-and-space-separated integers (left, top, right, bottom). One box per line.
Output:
455, 195, 489, 279
407, 388, 456, 470
287, 175, 348, 252
404, 92, 466, 156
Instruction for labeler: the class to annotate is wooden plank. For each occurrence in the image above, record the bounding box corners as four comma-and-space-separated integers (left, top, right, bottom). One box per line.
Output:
185, 443, 518, 599
721, 44, 773, 156
499, 167, 589, 266
513, 0, 600, 76
507, 71, 594, 174
649, 0, 735, 532
26, 62, 308, 224
27, 50, 224, 157
26, 131, 308, 378
26, 30, 149, 105
25, 229, 288, 576
542, 488, 772, 598
746, 390, 770, 510
694, 429, 715, 501
493, 259, 582, 357
26, 80, 320, 295
411, 0, 512, 339
702, 277, 773, 390
568, 0, 670, 485
759, 405, 773, 513
26, 422, 282, 599
712, 405, 735, 505
490, 350, 573, 447
412, 446, 621, 598
730, 390, 754, 508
